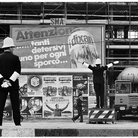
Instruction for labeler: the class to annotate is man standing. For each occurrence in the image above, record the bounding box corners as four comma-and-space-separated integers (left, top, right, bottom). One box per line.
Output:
0, 37, 21, 126
79, 58, 119, 108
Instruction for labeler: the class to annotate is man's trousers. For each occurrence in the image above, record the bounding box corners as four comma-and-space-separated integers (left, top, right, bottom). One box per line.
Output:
0, 89, 21, 126
94, 83, 105, 108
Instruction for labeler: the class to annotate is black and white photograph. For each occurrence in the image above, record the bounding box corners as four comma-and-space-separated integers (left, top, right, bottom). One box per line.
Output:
0, 0, 137, 137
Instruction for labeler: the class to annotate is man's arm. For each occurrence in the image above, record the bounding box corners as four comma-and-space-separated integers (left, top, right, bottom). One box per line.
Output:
61, 102, 69, 111
9, 56, 21, 82
45, 103, 54, 111
107, 61, 119, 68
82, 62, 89, 68
1, 57, 21, 88
77, 60, 92, 68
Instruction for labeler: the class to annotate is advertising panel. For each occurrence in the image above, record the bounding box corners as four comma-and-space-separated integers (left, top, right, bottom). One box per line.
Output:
19, 75, 73, 118
27, 75, 43, 96
11, 25, 104, 69
43, 75, 57, 97
43, 75, 73, 118
43, 96, 72, 118
73, 74, 88, 96
21, 96, 43, 118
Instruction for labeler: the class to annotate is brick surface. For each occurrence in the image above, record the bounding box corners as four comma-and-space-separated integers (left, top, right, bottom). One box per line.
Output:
35, 129, 79, 136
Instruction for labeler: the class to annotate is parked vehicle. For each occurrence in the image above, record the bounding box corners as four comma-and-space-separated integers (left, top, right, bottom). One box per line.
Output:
114, 80, 138, 120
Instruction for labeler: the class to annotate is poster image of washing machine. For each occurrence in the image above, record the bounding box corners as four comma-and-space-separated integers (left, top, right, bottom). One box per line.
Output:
28, 75, 42, 91
27, 75, 43, 96
43, 86, 57, 97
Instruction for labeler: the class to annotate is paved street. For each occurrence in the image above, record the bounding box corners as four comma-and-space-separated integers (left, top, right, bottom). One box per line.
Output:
0, 117, 138, 137
1, 117, 138, 129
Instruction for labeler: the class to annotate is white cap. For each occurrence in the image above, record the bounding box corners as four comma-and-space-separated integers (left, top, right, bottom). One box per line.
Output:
95, 58, 101, 64
2, 37, 15, 49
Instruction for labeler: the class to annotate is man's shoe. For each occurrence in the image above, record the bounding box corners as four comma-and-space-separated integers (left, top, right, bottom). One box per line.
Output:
80, 121, 83, 123
98, 121, 104, 124
16, 124, 21, 126
72, 118, 75, 122
91, 122, 96, 124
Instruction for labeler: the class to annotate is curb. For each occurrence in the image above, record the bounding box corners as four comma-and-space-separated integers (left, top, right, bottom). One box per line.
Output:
1, 128, 138, 137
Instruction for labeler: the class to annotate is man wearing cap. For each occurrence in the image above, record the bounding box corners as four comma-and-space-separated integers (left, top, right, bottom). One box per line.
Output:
78, 58, 119, 109
0, 37, 21, 126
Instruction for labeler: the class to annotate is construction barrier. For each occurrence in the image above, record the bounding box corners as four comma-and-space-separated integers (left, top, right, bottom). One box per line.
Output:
88, 108, 115, 124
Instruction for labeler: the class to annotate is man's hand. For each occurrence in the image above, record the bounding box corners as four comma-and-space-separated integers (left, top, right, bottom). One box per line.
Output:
1, 79, 12, 88
77, 59, 85, 64
113, 61, 119, 64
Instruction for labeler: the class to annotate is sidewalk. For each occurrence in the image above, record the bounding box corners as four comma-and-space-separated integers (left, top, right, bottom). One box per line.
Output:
0, 118, 138, 137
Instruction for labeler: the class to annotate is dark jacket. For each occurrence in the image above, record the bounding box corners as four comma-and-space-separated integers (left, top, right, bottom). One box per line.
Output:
0, 51, 21, 90
88, 65, 108, 83
76, 97, 83, 110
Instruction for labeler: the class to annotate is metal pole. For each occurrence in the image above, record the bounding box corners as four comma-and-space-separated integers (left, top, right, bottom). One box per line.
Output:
105, 2, 110, 108
86, 2, 88, 24
64, 2, 67, 25
129, 3, 131, 64
64, 2, 67, 19
18, 2, 22, 25
41, 2, 44, 24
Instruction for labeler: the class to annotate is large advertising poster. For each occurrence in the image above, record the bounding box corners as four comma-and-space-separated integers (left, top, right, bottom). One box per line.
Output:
43, 75, 73, 118
19, 75, 73, 118
10, 25, 104, 69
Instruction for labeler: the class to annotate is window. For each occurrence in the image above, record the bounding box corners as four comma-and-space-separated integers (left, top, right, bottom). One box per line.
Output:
128, 30, 138, 38
117, 30, 124, 38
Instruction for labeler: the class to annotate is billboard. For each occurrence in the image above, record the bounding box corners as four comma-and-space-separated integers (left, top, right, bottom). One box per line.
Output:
19, 75, 73, 118
10, 25, 105, 69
